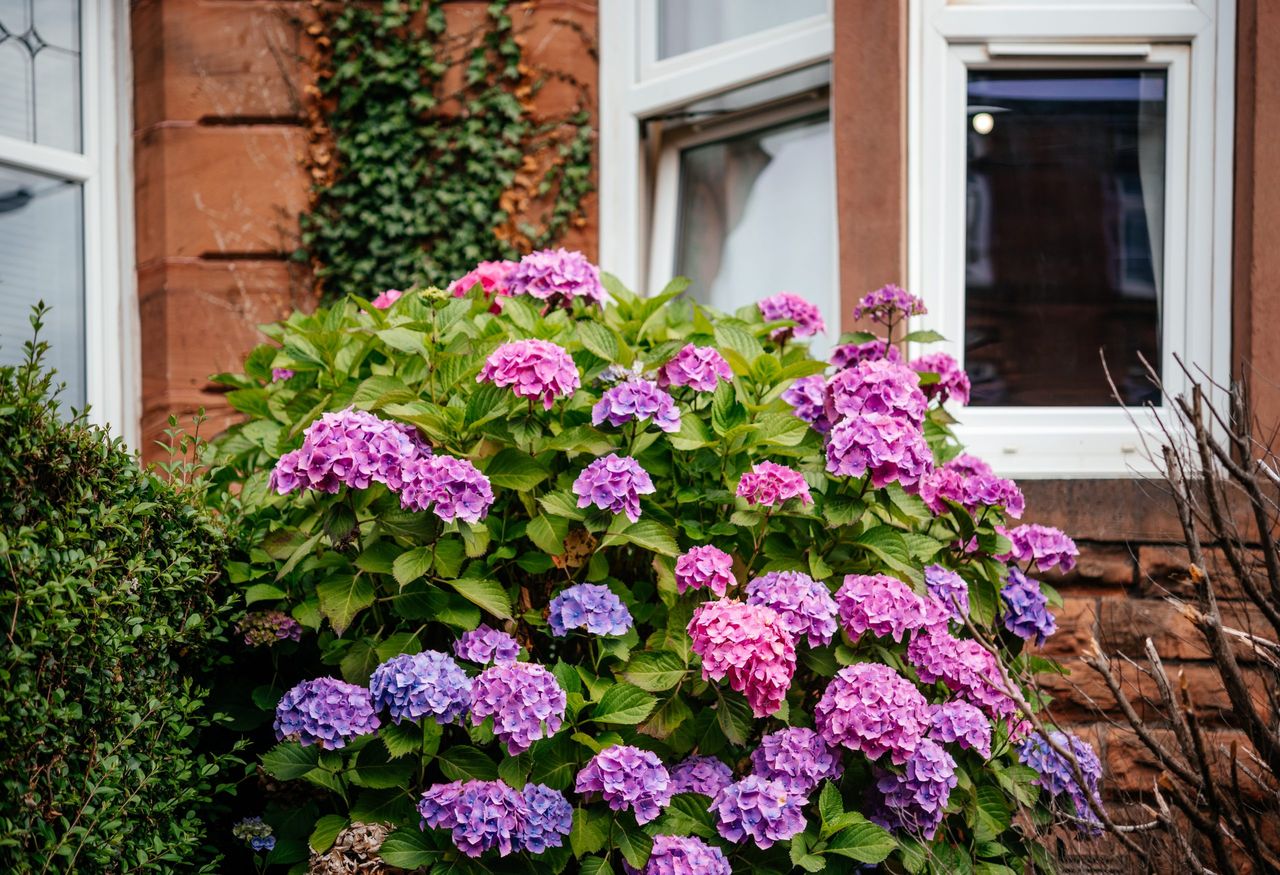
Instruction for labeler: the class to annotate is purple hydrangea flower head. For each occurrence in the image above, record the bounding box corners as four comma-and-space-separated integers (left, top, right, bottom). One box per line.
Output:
398, 454, 494, 523
745, 570, 839, 647
274, 677, 380, 749
573, 454, 655, 522
547, 583, 633, 637
928, 701, 993, 758
830, 339, 900, 370
907, 631, 1020, 722
869, 738, 957, 839
736, 461, 812, 507
688, 599, 797, 718
924, 564, 969, 624
750, 727, 843, 797
270, 408, 428, 495
238, 610, 302, 647
910, 352, 971, 406
271, 367, 294, 382
630, 835, 732, 875
782, 375, 831, 434
658, 344, 733, 392
835, 573, 927, 643
815, 663, 929, 764
371, 288, 403, 309
574, 745, 673, 825
418, 780, 523, 857
509, 248, 604, 306
453, 624, 520, 665
669, 755, 734, 797
477, 339, 581, 410
1017, 731, 1104, 833
674, 545, 735, 597
369, 651, 471, 725
516, 783, 573, 853
826, 413, 934, 492
1000, 567, 1057, 646
999, 524, 1079, 573
469, 661, 566, 755
852, 283, 927, 325
824, 359, 927, 426
758, 291, 826, 341
449, 260, 517, 312
920, 456, 1025, 518
592, 378, 682, 433
711, 775, 806, 848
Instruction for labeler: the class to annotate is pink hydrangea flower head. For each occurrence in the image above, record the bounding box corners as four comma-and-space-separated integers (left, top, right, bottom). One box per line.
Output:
418, 780, 523, 858
271, 367, 295, 382
782, 375, 831, 434
824, 359, 927, 426
398, 454, 494, 523
711, 775, 806, 849
630, 834, 732, 875
448, 260, 518, 312
674, 545, 735, 597
736, 461, 812, 507
688, 599, 797, 717
371, 288, 403, 309
270, 407, 429, 495
592, 378, 682, 433
750, 727, 843, 797
826, 413, 934, 492
927, 701, 993, 759
910, 352, 972, 407
274, 677, 380, 749
745, 570, 839, 647
815, 663, 930, 764
573, 454, 655, 522
574, 745, 673, 824
453, 624, 520, 665
658, 344, 733, 392
919, 455, 1025, 518
869, 738, 957, 839
830, 339, 900, 369
669, 755, 734, 797
468, 661, 566, 755
852, 283, 926, 325
924, 564, 969, 625
835, 573, 927, 643
509, 248, 604, 306
999, 524, 1079, 573
477, 338, 580, 410
758, 292, 826, 341
906, 630, 1020, 721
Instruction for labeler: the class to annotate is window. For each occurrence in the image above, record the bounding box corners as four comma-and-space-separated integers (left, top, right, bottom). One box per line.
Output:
0, 0, 133, 438
910, 0, 1234, 476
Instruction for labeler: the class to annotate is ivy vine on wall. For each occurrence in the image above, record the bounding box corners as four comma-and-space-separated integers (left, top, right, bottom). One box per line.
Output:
299, 0, 596, 299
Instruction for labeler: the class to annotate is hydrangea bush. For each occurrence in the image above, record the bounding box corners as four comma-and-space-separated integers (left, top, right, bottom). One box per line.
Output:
209, 252, 1098, 873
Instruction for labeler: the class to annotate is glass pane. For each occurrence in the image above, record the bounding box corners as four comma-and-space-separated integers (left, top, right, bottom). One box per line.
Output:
658, 0, 826, 59
0, 165, 85, 407
964, 70, 1166, 407
674, 112, 835, 352
0, 0, 81, 150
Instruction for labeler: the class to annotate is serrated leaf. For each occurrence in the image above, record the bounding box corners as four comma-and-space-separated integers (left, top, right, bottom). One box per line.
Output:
354, 541, 400, 575
349, 744, 415, 789
527, 513, 570, 555
823, 818, 896, 864
529, 734, 579, 790
316, 575, 375, 636
484, 448, 551, 491
650, 793, 716, 839
638, 693, 692, 740
974, 784, 1012, 841
590, 683, 656, 725
571, 808, 610, 857
715, 691, 754, 744
261, 743, 319, 780
392, 546, 435, 587
616, 818, 653, 870
437, 746, 498, 781
818, 782, 843, 833
245, 582, 287, 605
380, 721, 423, 759
376, 327, 429, 356
377, 830, 443, 868
599, 519, 678, 557
539, 489, 587, 520
902, 329, 946, 344
308, 814, 348, 854
578, 321, 621, 361
444, 577, 512, 619
621, 651, 687, 692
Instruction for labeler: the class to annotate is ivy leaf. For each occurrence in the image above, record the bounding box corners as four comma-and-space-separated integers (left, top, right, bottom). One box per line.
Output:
483, 448, 551, 491
308, 814, 348, 854
590, 683, 657, 725
621, 651, 687, 692
437, 746, 498, 781
444, 577, 512, 620
261, 742, 319, 780
377, 830, 443, 868
316, 575, 376, 635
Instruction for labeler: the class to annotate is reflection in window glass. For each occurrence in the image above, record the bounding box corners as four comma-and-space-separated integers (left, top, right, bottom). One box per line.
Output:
674, 112, 835, 351
964, 70, 1166, 406
658, 0, 826, 59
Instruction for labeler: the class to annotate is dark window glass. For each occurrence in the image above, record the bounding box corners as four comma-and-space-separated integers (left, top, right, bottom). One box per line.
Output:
964, 70, 1166, 406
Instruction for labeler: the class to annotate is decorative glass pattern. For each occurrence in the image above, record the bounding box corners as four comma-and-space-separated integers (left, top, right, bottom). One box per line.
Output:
0, 0, 81, 151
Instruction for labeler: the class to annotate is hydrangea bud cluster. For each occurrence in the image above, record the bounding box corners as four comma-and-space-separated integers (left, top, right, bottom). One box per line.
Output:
674, 545, 735, 597
238, 610, 302, 647
633, 834, 732, 875
669, 755, 734, 797
369, 651, 472, 725
574, 745, 673, 824
750, 727, 843, 797
924, 564, 969, 624
453, 624, 520, 665
508, 247, 604, 305
592, 378, 681, 433
274, 677, 380, 749
836, 574, 927, 643
419, 780, 571, 857
477, 339, 581, 410
398, 454, 494, 523
271, 367, 295, 382
736, 461, 812, 507
815, 663, 929, 764
657, 344, 733, 392
232, 816, 276, 852
469, 661, 566, 755
1000, 524, 1079, 573
928, 701, 993, 759
371, 288, 403, 309
907, 631, 1019, 721
758, 292, 826, 340
448, 260, 517, 311
824, 359, 927, 425
547, 583, 633, 637
910, 352, 971, 406
830, 339, 899, 369
1017, 731, 1103, 832
782, 375, 831, 434
852, 283, 927, 324
711, 775, 806, 848
870, 738, 958, 839
270, 408, 427, 495
688, 599, 797, 718
517, 783, 575, 853
573, 454, 655, 522
920, 456, 1025, 518
745, 570, 839, 647
826, 413, 934, 492
1000, 568, 1057, 646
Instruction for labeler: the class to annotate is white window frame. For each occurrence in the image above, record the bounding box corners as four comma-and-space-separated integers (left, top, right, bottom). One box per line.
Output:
909, 0, 1234, 478
0, 0, 136, 444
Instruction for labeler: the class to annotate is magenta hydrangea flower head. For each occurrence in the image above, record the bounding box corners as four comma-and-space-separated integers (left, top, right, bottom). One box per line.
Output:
574, 745, 673, 825
453, 624, 520, 665
928, 701, 993, 759
448, 260, 517, 311
274, 677, 380, 749
1017, 730, 1103, 833
745, 570, 839, 648
270, 407, 428, 495
547, 583, 633, 637
669, 755, 734, 797
999, 524, 1079, 573
852, 283, 926, 325
1000, 567, 1057, 645
674, 545, 735, 597
630, 834, 732, 875
907, 630, 1020, 722
369, 651, 472, 725
830, 339, 900, 370
815, 663, 929, 764
509, 247, 604, 306
924, 564, 969, 624
826, 413, 934, 492
824, 359, 927, 425
736, 461, 812, 507
418, 780, 523, 858
920, 456, 1025, 518
477, 338, 580, 410
371, 288, 403, 309
657, 344, 733, 392
238, 610, 302, 647
711, 775, 806, 849
758, 291, 826, 340
398, 454, 494, 523
516, 783, 574, 853
835, 573, 927, 643
688, 599, 797, 718
592, 377, 681, 433
869, 738, 957, 839
782, 375, 831, 434
573, 454, 655, 522
469, 661, 566, 755
750, 727, 843, 797
910, 352, 971, 407
271, 367, 295, 382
